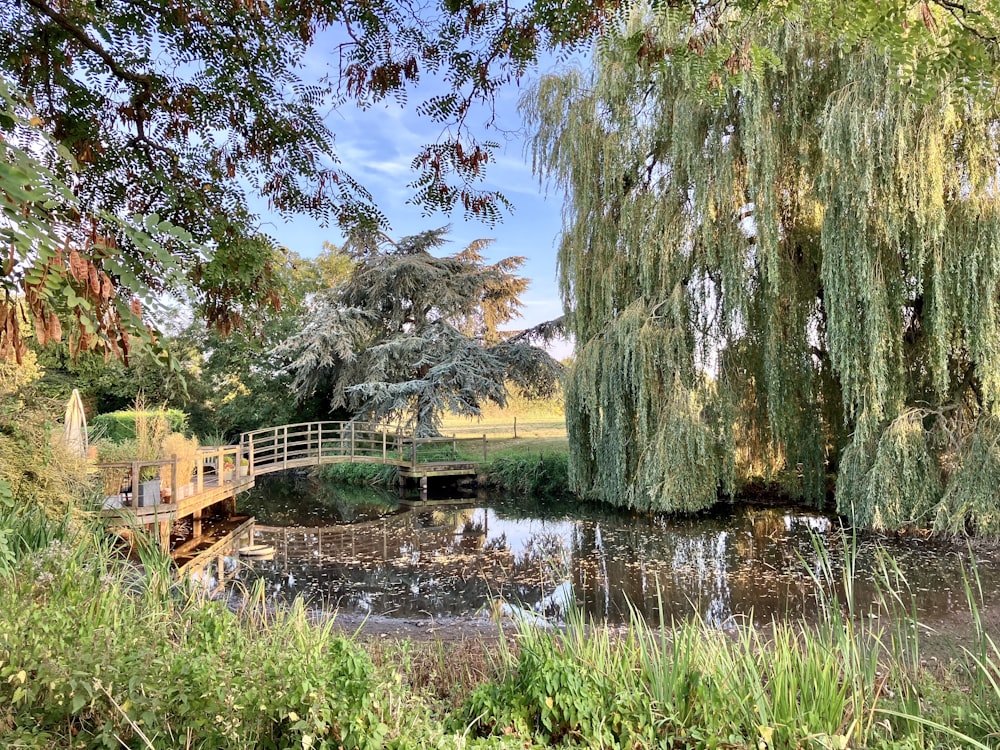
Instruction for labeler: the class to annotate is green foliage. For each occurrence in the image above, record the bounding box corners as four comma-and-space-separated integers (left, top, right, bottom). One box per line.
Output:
0, 534, 387, 749
318, 463, 400, 487
0, 503, 70, 575
0, 78, 192, 362
0, 353, 90, 517
459, 623, 655, 746
91, 409, 188, 443
281, 228, 562, 436
527, 4, 1000, 529
936, 418, 1000, 536
483, 453, 569, 497
839, 411, 1000, 535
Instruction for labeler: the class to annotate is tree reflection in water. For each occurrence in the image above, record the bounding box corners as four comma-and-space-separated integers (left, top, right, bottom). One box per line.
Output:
236, 476, 1000, 628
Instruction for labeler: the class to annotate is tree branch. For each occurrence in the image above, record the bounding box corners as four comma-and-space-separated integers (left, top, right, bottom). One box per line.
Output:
24, 0, 154, 91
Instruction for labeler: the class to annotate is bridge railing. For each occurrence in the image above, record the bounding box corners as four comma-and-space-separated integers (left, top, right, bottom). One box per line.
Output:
96, 444, 245, 510
242, 421, 412, 475
240, 421, 489, 475
406, 435, 488, 468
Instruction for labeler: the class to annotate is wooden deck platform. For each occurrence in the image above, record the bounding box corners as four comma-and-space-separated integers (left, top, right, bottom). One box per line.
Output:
399, 461, 479, 478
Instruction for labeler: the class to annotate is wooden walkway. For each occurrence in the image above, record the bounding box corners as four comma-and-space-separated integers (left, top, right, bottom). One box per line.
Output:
97, 421, 487, 564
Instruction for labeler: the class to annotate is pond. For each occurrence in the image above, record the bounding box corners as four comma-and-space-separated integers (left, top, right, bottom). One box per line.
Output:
235, 473, 1000, 630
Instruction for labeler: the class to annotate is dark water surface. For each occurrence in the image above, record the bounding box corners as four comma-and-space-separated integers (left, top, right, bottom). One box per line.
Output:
235, 474, 1000, 629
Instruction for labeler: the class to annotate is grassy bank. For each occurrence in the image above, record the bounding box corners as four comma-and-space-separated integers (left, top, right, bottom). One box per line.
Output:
318, 434, 571, 498
2, 502, 1000, 748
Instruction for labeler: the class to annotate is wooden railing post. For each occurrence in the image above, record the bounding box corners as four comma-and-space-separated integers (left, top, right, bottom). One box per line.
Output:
131, 460, 140, 506
350, 422, 355, 461
483, 434, 487, 462
248, 434, 255, 476
382, 430, 387, 462
283, 426, 288, 469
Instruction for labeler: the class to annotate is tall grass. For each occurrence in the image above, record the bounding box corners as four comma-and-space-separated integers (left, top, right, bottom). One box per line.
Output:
0, 517, 393, 749
482, 452, 569, 497
456, 537, 1000, 750
0, 500, 71, 573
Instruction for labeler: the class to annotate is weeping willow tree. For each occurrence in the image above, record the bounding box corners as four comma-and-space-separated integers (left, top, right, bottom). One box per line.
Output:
526, 3, 1000, 533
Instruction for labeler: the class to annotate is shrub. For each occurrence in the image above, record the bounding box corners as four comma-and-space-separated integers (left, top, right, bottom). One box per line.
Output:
318, 463, 398, 487
91, 409, 188, 443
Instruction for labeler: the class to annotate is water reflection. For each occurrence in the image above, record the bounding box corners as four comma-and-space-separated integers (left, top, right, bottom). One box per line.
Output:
236, 475, 1000, 627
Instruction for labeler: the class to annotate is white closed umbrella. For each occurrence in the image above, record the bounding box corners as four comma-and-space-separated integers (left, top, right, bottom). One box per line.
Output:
62, 388, 88, 457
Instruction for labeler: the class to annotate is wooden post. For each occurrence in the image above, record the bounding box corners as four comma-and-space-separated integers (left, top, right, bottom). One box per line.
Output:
248, 434, 255, 475
482, 434, 487, 462
283, 426, 288, 469
350, 422, 355, 461
131, 460, 140, 506
514, 416, 517, 439
382, 430, 387, 462
170, 455, 178, 502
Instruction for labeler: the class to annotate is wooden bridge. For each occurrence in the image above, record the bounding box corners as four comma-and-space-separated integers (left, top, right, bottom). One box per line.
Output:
97, 421, 487, 564
241, 421, 485, 483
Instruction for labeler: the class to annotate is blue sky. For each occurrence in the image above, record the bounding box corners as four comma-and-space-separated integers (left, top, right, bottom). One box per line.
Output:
250, 41, 576, 355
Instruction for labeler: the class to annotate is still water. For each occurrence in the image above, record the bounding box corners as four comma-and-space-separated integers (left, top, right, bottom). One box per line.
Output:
235, 474, 1000, 628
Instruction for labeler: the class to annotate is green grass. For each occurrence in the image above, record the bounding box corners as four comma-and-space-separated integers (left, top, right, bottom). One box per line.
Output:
318, 462, 399, 486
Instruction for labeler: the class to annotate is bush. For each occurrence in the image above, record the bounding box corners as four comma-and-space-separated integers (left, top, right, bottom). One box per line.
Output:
91, 409, 188, 443
483, 452, 569, 497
